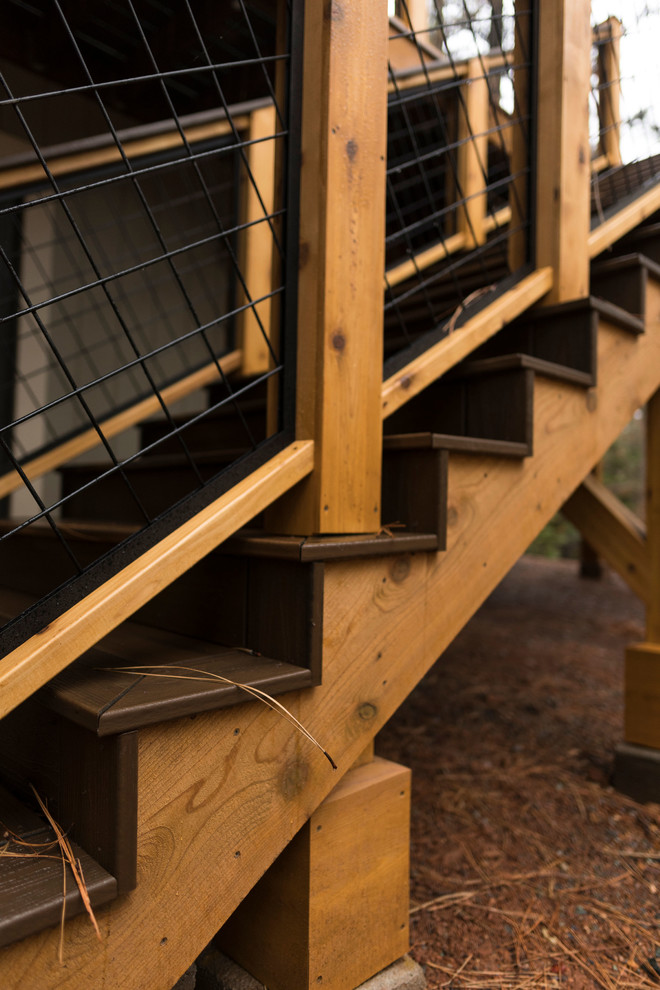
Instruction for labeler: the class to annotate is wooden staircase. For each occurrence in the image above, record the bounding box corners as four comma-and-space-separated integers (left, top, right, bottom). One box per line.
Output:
1, 234, 660, 985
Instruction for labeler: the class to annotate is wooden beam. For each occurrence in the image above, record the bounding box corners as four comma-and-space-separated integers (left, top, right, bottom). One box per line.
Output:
4, 280, 660, 990
457, 59, 490, 249
535, 0, 591, 303
0, 440, 314, 720
589, 181, 660, 259
0, 351, 242, 501
237, 105, 277, 377
381, 266, 553, 418
218, 758, 410, 990
562, 473, 648, 602
269, 0, 388, 534
507, 3, 531, 271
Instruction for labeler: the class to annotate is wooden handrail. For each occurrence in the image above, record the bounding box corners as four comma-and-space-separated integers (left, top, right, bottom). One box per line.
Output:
0, 99, 272, 192
384, 206, 512, 289
381, 266, 554, 418
0, 439, 314, 720
588, 181, 660, 257
0, 349, 242, 500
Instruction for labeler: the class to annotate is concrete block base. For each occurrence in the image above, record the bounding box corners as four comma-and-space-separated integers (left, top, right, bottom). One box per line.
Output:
614, 741, 660, 804
194, 950, 426, 990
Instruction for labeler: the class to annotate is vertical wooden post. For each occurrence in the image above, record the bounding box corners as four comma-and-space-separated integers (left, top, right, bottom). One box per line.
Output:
268, 0, 388, 535
217, 758, 411, 990
536, 0, 592, 304
457, 59, 489, 250
646, 391, 660, 644
595, 17, 623, 169
237, 104, 277, 377
401, 0, 428, 34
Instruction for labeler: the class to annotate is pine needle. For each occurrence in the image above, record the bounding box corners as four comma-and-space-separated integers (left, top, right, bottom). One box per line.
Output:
99, 664, 338, 770
29, 785, 102, 943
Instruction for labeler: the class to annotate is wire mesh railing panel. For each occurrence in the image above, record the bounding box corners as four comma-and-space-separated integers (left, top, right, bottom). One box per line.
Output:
590, 2, 660, 225
0, 0, 302, 652
384, 0, 534, 369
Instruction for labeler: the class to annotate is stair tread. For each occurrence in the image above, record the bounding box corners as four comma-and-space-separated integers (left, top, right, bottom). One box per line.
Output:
0, 589, 312, 736
0, 784, 116, 949
383, 432, 530, 458
0, 519, 438, 562
458, 352, 593, 386
591, 250, 660, 280
520, 295, 644, 335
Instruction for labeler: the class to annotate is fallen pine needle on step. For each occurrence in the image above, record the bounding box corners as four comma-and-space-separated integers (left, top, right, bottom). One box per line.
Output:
99, 664, 338, 769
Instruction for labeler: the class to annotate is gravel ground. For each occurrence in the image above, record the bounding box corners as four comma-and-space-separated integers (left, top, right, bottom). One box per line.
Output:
376, 555, 660, 990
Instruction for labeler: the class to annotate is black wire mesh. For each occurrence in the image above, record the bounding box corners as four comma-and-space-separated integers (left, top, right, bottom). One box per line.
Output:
590, 2, 660, 226
0, 0, 301, 651
384, 0, 534, 369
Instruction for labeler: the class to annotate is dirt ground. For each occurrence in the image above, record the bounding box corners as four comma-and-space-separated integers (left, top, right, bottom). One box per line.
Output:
376, 554, 660, 990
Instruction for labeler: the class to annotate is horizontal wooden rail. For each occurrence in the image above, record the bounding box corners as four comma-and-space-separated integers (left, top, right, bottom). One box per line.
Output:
388, 52, 508, 93
0, 107, 260, 192
589, 181, 660, 258
385, 206, 512, 288
381, 266, 553, 418
0, 350, 242, 500
0, 439, 314, 720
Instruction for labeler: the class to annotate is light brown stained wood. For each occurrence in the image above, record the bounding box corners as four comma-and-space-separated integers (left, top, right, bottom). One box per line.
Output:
457, 59, 489, 249
5, 277, 660, 990
0, 351, 242, 500
237, 104, 277, 377
387, 14, 444, 73
218, 758, 410, 990
381, 266, 553, 418
646, 390, 660, 641
594, 17, 622, 168
562, 473, 648, 602
536, 0, 591, 303
0, 117, 250, 192
589, 183, 660, 258
268, 0, 388, 534
0, 440, 314, 721
624, 643, 660, 747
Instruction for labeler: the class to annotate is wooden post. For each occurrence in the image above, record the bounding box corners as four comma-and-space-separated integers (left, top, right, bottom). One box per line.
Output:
595, 17, 623, 169
400, 0, 428, 34
621, 394, 660, 755
217, 758, 411, 990
268, 0, 388, 535
237, 104, 277, 377
457, 59, 489, 249
536, 0, 591, 304
507, 2, 531, 272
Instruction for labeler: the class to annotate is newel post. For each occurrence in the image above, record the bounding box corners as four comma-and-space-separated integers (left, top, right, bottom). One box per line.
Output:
268, 0, 388, 535
535, 0, 592, 304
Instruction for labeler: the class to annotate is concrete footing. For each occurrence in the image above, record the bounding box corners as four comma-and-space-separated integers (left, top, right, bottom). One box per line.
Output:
192, 950, 427, 990
614, 741, 660, 804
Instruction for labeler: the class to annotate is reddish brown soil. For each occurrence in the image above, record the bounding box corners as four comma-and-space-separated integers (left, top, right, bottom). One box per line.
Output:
376, 555, 660, 990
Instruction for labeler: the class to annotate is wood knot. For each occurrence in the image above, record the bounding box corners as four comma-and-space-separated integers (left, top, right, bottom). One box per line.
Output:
346, 139, 358, 162
358, 702, 377, 721
281, 760, 309, 799
331, 330, 346, 352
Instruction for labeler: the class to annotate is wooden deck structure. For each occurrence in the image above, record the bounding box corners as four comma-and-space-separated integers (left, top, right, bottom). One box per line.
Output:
0, 1, 659, 987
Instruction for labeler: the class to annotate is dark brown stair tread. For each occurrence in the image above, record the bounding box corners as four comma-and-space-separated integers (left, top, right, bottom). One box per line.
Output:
383, 432, 530, 458
0, 519, 438, 564
40, 621, 313, 736
591, 250, 660, 280
0, 785, 116, 949
457, 353, 593, 386
223, 530, 439, 560
522, 295, 644, 335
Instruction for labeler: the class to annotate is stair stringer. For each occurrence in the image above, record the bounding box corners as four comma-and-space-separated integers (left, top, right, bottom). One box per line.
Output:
2, 290, 660, 989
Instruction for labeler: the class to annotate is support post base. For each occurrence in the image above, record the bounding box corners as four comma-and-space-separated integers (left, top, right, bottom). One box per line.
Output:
196, 951, 426, 990
614, 741, 660, 804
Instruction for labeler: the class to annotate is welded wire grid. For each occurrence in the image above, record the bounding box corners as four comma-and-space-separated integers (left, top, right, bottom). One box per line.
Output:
590, 1, 660, 225
384, 0, 534, 365
0, 0, 300, 646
